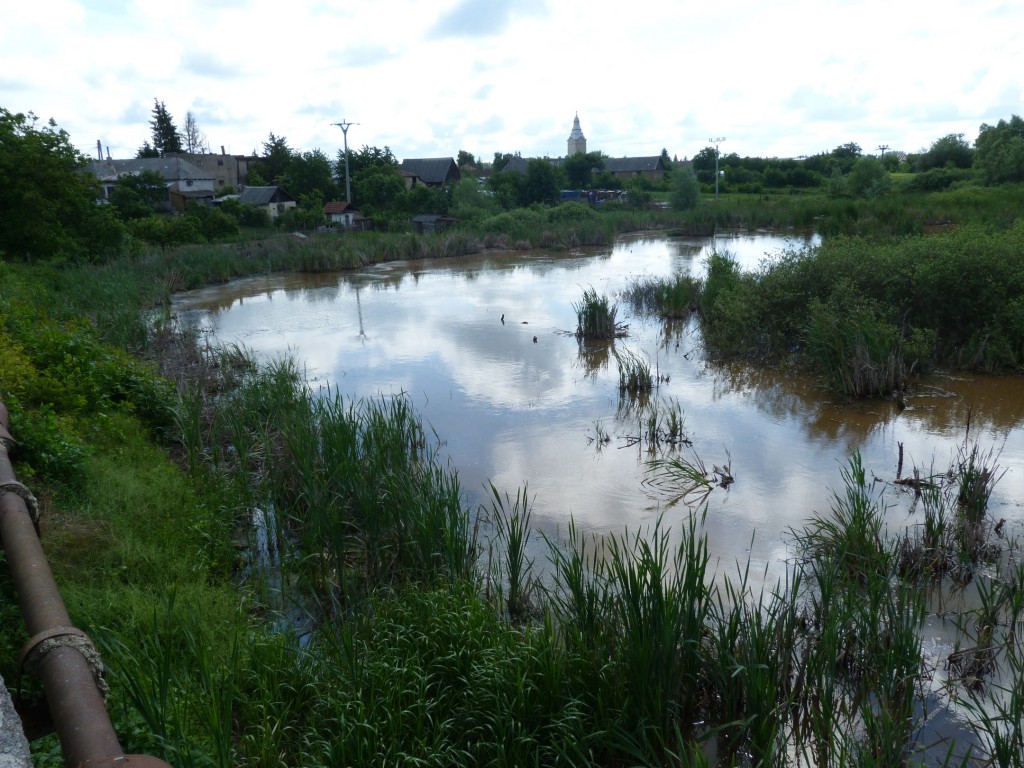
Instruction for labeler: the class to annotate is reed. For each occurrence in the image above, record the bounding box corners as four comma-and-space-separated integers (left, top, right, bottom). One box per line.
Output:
622, 273, 701, 319
573, 286, 627, 340
613, 346, 654, 396
706, 567, 803, 766
486, 482, 537, 620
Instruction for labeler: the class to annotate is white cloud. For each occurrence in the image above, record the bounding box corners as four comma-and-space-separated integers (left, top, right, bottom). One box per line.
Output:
2, 0, 1021, 162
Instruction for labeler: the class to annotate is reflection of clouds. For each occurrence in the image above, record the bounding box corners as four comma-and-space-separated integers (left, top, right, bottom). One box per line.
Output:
172, 234, 1024, 591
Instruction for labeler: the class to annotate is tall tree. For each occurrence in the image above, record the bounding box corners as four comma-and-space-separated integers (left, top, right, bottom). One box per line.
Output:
521, 159, 564, 206
563, 151, 604, 189
974, 115, 1024, 185
342, 144, 397, 178
0, 108, 124, 261
253, 133, 293, 185
282, 148, 338, 201
148, 99, 182, 155
669, 164, 700, 210
183, 111, 208, 154
109, 170, 168, 220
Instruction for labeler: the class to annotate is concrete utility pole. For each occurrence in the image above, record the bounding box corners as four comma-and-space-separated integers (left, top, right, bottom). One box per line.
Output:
333, 119, 358, 203
709, 137, 726, 200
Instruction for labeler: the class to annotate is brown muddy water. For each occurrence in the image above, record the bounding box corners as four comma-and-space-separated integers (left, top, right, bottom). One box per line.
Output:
172, 232, 1024, 713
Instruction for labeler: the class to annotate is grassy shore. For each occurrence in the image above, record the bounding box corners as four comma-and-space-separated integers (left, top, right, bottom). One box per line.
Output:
2, 189, 1023, 765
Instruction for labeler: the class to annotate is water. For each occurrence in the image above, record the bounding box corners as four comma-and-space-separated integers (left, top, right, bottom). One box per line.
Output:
173, 230, 1024, 755
173, 232, 1023, 582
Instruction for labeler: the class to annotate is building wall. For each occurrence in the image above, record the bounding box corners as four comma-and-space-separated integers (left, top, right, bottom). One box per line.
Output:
167, 152, 254, 190
265, 200, 297, 220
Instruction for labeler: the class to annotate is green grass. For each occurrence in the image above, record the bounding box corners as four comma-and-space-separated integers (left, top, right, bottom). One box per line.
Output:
622, 272, 701, 319
573, 286, 626, 340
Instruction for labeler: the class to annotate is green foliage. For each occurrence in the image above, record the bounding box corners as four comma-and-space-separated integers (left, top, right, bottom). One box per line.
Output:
109, 170, 169, 220
573, 286, 622, 340
253, 132, 292, 184
353, 165, 406, 215
450, 177, 499, 223
918, 132, 974, 171
804, 297, 909, 397
694, 218, 1024, 383
622, 273, 700, 318
522, 158, 564, 206
146, 99, 182, 156
904, 167, 975, 192
281, 148, 338, 202
625, 177, 652, 208
396, 184, 449, 215
487, 167, 525, 210
185, 205, 239, 241
974, 114, 1024, 185
342, 144, 398, 178
562, 151, 604, 189
546, 201, 595, 223
669, 164, 701, 211
216, 198, 271, 228
0, 108, 125, 262
846, 156, 892, 198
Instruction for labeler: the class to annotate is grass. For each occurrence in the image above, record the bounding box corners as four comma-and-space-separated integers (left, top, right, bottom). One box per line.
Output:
573, 286, 627, 340
622, 272, 701, 319
612, 346, 655, 396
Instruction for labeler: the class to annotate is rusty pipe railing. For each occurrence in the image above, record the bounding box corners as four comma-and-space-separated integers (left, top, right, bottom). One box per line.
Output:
0, 402, 172, 768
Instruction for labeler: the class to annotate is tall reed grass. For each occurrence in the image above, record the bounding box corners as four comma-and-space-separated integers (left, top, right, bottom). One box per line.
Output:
573, 286, 626, 340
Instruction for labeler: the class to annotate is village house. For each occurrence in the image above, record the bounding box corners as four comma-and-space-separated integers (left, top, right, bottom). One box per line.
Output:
324, 201, 368, 230
85, 156, 216, 212
239, 186, 297, 219
398, 158, 461, 188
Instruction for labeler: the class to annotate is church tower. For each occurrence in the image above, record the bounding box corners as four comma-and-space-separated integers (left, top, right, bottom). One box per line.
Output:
567, 113, 587, 156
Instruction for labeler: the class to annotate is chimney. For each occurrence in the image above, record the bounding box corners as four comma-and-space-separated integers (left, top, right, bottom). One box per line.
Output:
106, 146, 111, 160
97, 140, 102, 160
221, 145, 226, 155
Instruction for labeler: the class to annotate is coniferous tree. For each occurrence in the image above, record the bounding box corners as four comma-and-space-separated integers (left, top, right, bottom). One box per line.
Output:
149, 99, 182, 155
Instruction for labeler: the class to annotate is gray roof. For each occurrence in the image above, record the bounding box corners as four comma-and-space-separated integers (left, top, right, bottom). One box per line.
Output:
85, 157, 211, 182
399, 158, 460, 185
603, 156, 666, 173
496, 156, 531, 175
239, 186, 296, 205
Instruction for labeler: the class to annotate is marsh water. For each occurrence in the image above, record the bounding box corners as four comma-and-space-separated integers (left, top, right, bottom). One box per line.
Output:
173, 232, 1024, 714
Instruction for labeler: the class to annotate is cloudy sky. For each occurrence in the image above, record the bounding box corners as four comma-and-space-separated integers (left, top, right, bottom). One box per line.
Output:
2, 0, 1021, 165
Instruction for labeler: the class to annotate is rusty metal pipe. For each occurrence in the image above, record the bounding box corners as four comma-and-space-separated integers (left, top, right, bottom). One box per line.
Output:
0, 402, 172, 768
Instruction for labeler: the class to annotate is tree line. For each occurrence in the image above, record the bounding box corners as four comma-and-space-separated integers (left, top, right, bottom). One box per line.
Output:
3, 99, 1024, 262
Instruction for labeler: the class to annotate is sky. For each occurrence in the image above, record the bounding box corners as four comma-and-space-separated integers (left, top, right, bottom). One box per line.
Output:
2, 0, 1022, 165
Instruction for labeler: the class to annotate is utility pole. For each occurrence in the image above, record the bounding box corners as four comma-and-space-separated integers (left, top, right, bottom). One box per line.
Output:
332, 119, 358, 203
877, 144, 890, 158
709, 137, 726, 200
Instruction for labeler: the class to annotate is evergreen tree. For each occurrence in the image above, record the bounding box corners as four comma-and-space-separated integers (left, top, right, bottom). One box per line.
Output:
149, 99, 182, 155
